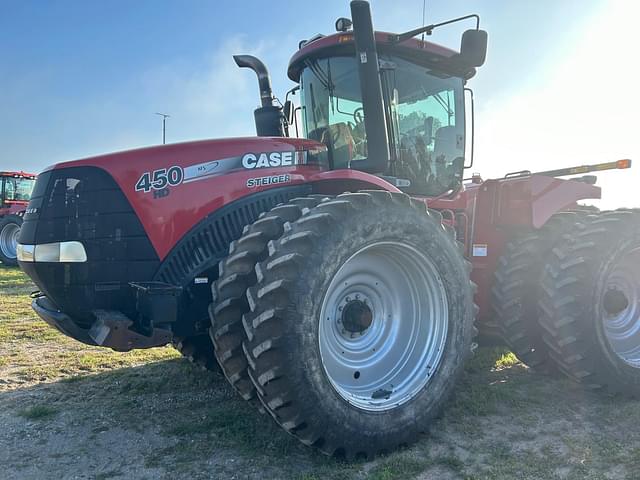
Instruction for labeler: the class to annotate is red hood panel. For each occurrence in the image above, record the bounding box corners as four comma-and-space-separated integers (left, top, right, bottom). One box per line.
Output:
48, 137, 328, 259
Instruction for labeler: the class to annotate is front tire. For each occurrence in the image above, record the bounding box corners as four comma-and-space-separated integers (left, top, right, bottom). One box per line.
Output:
209, 196, 328, 402
242, 191, 476, 457
0, 215, 22, 267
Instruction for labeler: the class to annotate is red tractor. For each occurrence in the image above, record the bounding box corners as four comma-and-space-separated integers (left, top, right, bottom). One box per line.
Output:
17, 1, 638, 458
0, 171, 36, 266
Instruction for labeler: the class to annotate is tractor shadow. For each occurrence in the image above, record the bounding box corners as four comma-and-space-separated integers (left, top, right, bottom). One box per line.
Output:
0, 357, 341, 479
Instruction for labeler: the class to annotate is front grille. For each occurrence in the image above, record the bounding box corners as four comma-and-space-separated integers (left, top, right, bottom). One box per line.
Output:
19, 166, 159, 321
20, 166, 311, 328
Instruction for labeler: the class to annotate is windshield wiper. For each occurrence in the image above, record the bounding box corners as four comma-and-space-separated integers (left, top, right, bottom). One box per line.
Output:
305, 59, 332, 92
433, 93, 454, 118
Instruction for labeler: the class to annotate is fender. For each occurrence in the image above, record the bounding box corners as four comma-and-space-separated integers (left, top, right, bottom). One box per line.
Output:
310, 169, 401, 195
475, 175, 601, 229
153, 184, 312, 287
153, 168, 400, 287
448, 174, 601, 323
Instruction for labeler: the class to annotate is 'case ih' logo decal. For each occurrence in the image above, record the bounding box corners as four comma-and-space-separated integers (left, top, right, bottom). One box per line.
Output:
241, 151, 304, 169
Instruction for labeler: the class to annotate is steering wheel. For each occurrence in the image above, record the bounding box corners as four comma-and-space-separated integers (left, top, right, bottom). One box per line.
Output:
353, 107, 365, 125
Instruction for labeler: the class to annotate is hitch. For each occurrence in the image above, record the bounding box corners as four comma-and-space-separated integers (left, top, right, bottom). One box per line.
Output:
129, 282, 182, 333
87, 282, 181, 351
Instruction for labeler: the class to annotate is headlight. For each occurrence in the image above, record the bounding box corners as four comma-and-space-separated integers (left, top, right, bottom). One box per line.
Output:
16, 244, 34, 262
17, 241, 87, 263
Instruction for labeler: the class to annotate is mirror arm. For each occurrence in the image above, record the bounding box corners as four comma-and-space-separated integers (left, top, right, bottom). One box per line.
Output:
293, 106, 301, 137
464, 87, 474, 169
284, 85, 300, 105
388, 14, 480, 44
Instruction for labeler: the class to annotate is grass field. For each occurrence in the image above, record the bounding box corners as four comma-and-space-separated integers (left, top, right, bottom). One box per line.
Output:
1, 264, 639, 479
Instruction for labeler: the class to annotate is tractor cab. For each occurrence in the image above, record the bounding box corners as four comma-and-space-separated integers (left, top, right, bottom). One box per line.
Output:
286, 4, 487, 197
0, 172, 36, 208
292, 46, 466, 196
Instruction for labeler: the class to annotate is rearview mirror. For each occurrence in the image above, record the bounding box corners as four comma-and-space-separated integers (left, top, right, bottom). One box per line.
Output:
460, 29, 488, 67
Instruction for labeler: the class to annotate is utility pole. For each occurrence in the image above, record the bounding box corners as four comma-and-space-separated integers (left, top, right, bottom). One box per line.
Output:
155, 112, 170, 144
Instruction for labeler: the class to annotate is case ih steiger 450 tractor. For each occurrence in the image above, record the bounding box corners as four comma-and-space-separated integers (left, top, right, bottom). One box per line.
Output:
17, 1, 638, 457
0, 171, 36, 266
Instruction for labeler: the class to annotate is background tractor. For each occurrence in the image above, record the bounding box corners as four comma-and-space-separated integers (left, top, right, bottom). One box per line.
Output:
0, 170, 35, 266
17, 0, 637, 458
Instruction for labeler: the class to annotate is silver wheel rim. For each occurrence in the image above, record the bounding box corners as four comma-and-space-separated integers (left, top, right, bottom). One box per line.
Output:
319, 241, 449, 412
0, 222, 20, 260
602, 246, 640, 368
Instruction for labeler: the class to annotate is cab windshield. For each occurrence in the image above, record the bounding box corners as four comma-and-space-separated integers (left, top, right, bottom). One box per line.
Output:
2, 177, 35, 202
299, 55, 465, 196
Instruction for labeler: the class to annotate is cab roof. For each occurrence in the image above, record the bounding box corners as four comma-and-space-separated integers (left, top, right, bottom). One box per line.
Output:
288, 31, 476, 82
0, 171, 36, 179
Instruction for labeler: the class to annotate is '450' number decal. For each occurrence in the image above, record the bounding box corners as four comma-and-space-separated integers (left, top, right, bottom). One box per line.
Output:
135, 166, 183, 192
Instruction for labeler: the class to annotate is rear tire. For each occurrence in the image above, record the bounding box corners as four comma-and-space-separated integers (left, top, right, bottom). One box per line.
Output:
242, 191, 476, 457
209, 196, 328, 402
0, 215, 22, 267
539, 210, 640, 395
491, 213, 585, 369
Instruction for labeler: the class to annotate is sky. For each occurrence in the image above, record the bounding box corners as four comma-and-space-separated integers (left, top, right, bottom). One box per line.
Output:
1, 0, 637, 209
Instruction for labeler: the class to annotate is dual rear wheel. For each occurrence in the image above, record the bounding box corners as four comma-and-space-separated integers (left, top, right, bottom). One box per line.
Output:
492, 210, 640, 395
209, 191, 476, 457
490, 213, 586, 370
539, 210, 640, 395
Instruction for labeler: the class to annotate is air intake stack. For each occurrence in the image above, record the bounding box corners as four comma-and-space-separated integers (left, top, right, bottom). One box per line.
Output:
233, 55, 285, 137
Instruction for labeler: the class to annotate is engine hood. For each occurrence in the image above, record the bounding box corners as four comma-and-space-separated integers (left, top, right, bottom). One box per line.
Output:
39, 136, 329, 259
45, 137, 327, 176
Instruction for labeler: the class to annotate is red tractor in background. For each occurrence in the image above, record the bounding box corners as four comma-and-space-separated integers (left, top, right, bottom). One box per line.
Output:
17, 1, 638, 458
0, 171, 36, 266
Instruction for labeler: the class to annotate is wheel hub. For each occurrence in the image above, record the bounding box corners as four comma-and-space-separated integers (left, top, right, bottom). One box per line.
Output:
338, 296, 373, 338
603, 288, 630, 317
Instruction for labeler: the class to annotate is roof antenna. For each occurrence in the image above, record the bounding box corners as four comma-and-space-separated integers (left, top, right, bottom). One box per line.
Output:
421, 0, 427, 42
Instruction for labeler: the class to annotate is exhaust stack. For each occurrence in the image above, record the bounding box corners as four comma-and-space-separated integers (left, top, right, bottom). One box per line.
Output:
234, 55, 285, 137
349, 0, 390, 173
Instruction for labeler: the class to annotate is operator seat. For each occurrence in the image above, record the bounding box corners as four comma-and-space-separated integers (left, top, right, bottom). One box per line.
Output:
321, 122, 355, 169
433, 126, 460, 174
